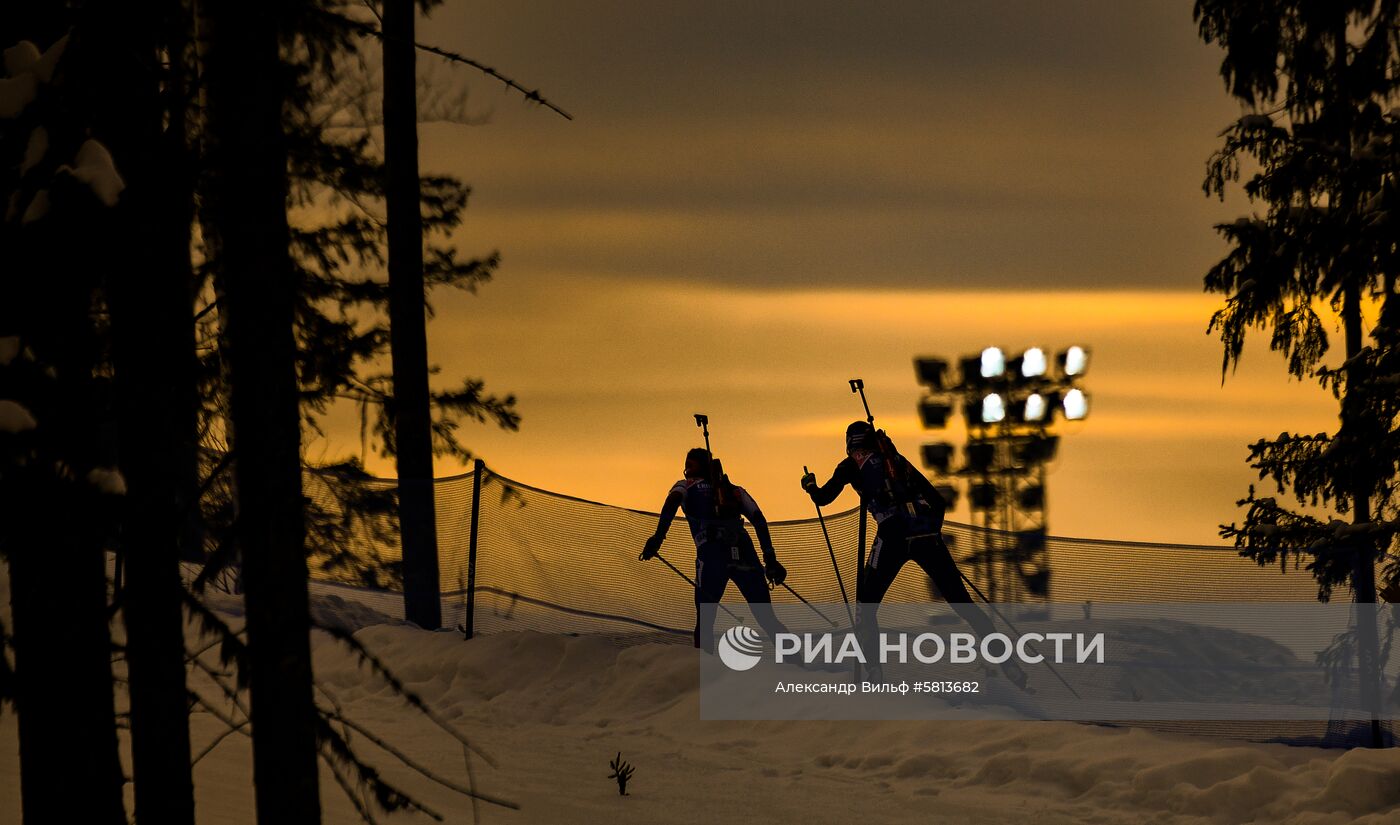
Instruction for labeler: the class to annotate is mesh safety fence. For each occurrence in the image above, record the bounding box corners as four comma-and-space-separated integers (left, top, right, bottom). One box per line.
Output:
303, 466, 1393, 747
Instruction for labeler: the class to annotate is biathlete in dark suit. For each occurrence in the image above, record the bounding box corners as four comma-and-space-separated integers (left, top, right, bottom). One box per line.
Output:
802, 421, 1024, 687
642, 448, 789, 652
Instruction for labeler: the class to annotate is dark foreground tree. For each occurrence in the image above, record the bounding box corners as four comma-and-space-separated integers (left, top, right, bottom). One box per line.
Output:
1196, 1, 1400, 746
0, 18, 129, 825
383, 0, 442, 630
201, 0, 321, 818
188, 0, 526, 610
77, 0, 200, 819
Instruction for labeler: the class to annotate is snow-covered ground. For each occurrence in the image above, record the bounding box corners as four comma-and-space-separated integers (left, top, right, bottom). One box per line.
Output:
4, 587, 1400, 823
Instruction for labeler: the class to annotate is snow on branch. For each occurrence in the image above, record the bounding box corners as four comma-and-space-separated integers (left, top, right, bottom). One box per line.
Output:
0, 36, 68, 119
0, 399, 37, 433
57, 139, 125, 207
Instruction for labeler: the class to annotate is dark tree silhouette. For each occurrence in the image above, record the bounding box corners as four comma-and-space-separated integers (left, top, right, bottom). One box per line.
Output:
200, 0, 322, 818
384, 0, 442, 630
0, 15, 129, 825
1196, 0, 1400, 746
82, 0, 200, 819
186, 2, 523, 597
6, 2, 554, 820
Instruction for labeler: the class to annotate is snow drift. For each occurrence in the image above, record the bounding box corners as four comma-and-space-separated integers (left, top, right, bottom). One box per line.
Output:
4, 581, 1400, 823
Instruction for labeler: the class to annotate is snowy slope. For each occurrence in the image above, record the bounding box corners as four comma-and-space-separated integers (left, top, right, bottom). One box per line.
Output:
3, 584, 1400, 823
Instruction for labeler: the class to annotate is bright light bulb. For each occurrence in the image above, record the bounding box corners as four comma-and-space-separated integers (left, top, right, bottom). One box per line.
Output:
1021, 347, 1047, 378
1064, 346, 1088, 377
981, 347, 1005, 379
981, 393, 1006, 424
1063, 388, 1089, 420
1024, 393, 1048, 422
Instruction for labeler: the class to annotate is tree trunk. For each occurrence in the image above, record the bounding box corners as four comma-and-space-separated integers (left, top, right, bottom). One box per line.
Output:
1342, 282, 1384, 747
4, 145, 129, 825
1333, 19, 1384, 749
383, 0, 442, 630
201, 0, 322, 819
8, 486, 128, 825
90, 0, 200, 818
2, 11, 129, 825
192, 0, 239, 589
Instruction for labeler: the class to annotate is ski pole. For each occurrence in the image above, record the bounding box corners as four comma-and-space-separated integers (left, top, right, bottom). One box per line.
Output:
777, 581, 838, 627
855, 500, 867, 683
806, 465, 854, 628
957, 569, 1082, 700
653, 551, 745, 624
849, 377, 876, 683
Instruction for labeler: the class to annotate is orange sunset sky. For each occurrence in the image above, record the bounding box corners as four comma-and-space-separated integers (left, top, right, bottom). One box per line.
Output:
310, 0, 1349, 546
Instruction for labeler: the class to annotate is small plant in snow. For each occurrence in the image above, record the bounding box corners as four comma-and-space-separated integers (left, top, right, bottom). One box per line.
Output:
608, 752, 634, 796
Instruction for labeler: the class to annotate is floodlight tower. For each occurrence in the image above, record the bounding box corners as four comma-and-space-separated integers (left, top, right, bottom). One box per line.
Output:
913, 346, 1090, 603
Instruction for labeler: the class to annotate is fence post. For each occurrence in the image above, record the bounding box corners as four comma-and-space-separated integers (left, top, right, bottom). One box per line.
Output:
464, 458, 483, 640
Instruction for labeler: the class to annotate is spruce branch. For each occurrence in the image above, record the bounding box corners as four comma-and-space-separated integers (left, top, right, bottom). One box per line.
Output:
335, 15, 574, 121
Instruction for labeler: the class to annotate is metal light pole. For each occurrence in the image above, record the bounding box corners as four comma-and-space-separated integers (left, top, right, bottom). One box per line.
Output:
913, 347, 1090, 604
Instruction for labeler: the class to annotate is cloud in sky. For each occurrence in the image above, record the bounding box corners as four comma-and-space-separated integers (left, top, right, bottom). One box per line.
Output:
304, 2, 1351, 548
416, 0, 1247, 290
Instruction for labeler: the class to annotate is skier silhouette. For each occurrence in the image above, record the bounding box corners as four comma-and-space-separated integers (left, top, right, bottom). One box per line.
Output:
802, 421, 1025, 687
643, 448, 789, 652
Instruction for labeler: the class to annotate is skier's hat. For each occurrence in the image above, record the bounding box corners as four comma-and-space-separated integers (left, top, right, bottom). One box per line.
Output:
684, 446, 713, 477
845, 420, 875, 451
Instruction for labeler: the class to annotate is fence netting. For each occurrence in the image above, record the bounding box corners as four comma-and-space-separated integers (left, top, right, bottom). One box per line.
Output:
303, 465, 1393, 748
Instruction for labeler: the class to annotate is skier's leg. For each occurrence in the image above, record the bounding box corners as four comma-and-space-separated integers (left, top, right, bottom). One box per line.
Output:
731, 535, 788, 641
911, 536, 1026, 687
855, 533, 906, 674
694, 544, 730, 652
910, 534, 996, 638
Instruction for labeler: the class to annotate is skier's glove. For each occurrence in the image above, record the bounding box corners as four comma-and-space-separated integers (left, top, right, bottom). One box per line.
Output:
800, 471, 818, 494
764, 555, 787, 587
640, 534, 663, 561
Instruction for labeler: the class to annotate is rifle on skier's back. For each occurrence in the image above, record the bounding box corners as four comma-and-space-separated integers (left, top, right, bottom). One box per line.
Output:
849, 379, 938, 535
694, 414, 738, 522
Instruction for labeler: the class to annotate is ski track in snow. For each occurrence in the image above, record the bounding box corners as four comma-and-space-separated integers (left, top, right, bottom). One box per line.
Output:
3, 582, 1400, 823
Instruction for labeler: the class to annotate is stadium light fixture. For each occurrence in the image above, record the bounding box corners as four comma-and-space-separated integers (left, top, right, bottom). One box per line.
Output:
921, 442, 955, 474
1021, 347, 1047, 378
1063, 388, 1089, 421
962, 402, 980, 429
909, 343, 1088, 604
964, 441, 996, 473
1059, 345, 1089, 377
914, 357, 949, 390
1018, 485, 1046, 509
1011, 434, 1059, 465
981, 393, 1006, 424
1023, 392, 1049, 423
918, 398, 952, 428
959, 356, 985, 388
980, 347, 1006, 379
